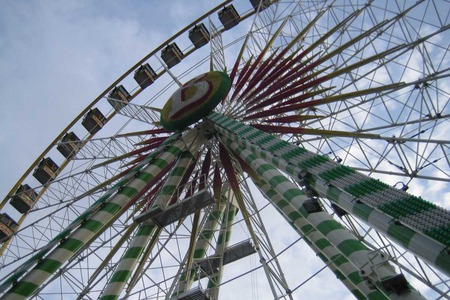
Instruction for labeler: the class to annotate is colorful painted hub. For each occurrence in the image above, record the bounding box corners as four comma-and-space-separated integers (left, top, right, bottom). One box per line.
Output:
160, 71, 231, 130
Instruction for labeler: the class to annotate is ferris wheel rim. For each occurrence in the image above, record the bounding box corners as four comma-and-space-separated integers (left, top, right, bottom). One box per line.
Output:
1, 1, 449, 299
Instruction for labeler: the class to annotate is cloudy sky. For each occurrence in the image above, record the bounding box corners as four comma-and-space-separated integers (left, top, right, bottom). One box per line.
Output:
0, 1, 447, 299
0, 1, 218, 197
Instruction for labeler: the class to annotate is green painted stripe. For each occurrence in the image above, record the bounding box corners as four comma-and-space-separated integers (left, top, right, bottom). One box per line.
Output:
317, 220, 343, 236
265, 188, 278, 199
123, 247, 143, 259
352, 203, 372, 221
255, 148, 269, 161
208, 211, 222, 221
9, 281, 38, 297
161, 185, 176, 196
52, 229, 71, 243
347, 271, 364, 285
135, 171, 154, 183
315, 238, 331, 251
352, 288, 366, 300
334, 269, 346, 280
337, 240, 368, 257
367, 291, 388, 300
194, 248, 207, 258
82, 220, 103, 232
276, 199, 291, 210
207, 278, 219, 288
179, 272, 188, 281
172, 166, 188, 176
137, 224, 154, 236
256, 160, 273, 174
268, 175, 289, 188
217, 231, 231, 244
435, 252, 450, 273
281, 188, 305, 203
130, 164, 144, 174
36, 258, 61, 274
153, 158, 169, 169
99, 295, 118, 300
167, 145, 183, 156
284, 163, 297, 175
2, 272, 24, 286
109, 270, 131, 283
118, 186, 138, 198
226, 209, 236, 222
101, 202, 123, 215
326, 187, 341, 204
74, 212, 91, 223
60, 237, 84, 252
300, 224, 315, 235
386, 223, 415, 247
330, 254, 349, 267
288, 210, 302, 222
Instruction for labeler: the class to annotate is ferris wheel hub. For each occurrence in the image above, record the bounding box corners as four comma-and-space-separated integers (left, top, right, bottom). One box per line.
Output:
160, 71, 231, 130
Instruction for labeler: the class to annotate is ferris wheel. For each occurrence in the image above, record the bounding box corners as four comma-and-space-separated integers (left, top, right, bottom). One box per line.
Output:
0, 0, 449, 299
